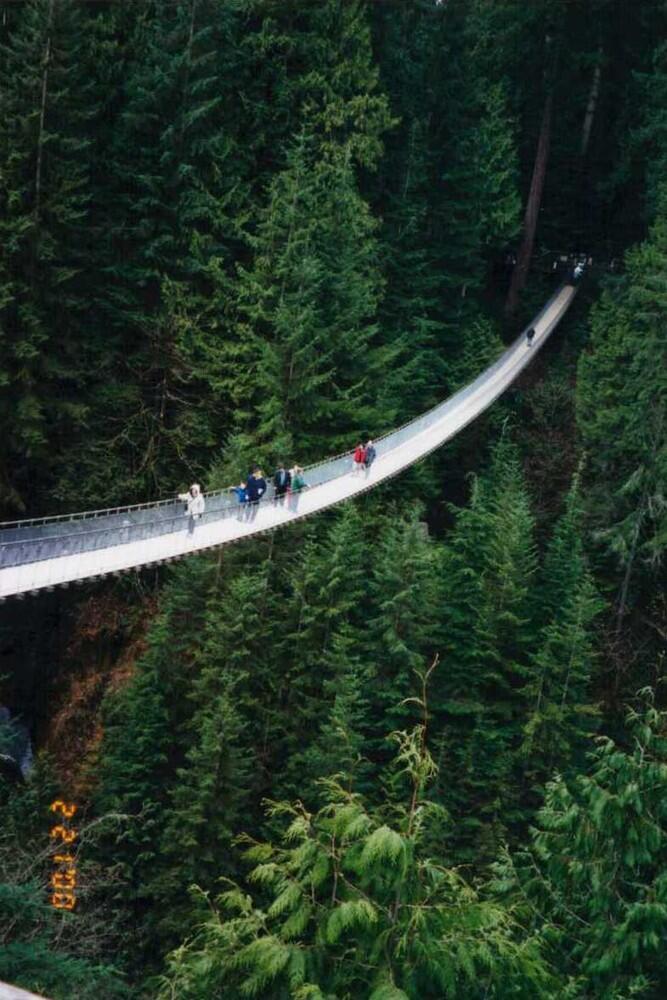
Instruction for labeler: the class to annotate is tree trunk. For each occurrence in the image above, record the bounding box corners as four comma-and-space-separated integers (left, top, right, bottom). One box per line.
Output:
34, 0, 55, 224
580, 57, 602, 157
505, 92, 553, 315
615, 508, 642, 637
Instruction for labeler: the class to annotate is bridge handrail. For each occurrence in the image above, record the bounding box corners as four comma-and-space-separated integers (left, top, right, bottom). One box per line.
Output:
0, 284, 566, 533
0, 284, 571, 570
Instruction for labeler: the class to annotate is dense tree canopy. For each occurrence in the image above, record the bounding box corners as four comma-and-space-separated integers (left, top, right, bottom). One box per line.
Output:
1, 1, 665, 997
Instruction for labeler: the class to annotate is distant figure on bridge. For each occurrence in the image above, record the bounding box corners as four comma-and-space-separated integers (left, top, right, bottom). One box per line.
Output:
230, 481, 249, 521
229, 481, 248, 515
353, 442, 366, 476
526, 326, 536, 347
363, 440, 376, 471
288, 466, 308, 511
246, 469, 267, 519
178, 483, 205, 534
230, 481, 248, 503
572, 258, 586, 282
273, 464, 291, 504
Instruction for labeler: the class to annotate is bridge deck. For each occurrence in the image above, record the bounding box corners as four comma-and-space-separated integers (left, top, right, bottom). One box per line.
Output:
0, 285, 576, 599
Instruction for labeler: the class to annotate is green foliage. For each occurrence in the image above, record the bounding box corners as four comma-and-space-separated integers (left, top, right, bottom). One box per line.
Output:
633, 31, 667, 223
93, 556, 216, 964
577, 192, 667, 625
146, 571, 263, 951
233, 128, 392, 460
520, 474, 605, 794
0, 0, 99, 508
157, 723, 549, 999
434, 436, 539, 858
372, 0, 520, 418
240, 0, 393, 174
73, 0, 248, 504
4, 1, 667, 993
0, 763, 128, 999
363, 510, 443, 741
496, 691, 667, 999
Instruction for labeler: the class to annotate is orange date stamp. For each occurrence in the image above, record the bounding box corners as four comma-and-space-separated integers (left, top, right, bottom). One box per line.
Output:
49, 800, 78, 910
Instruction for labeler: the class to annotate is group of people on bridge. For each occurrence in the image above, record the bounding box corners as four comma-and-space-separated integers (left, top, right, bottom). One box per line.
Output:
352, 439, 376, 475
229, 463, 309, 521
178, 437, 378, 534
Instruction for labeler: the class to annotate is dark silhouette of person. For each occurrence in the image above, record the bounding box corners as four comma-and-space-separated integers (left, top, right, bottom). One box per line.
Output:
273, 464, 291, 504
246, 469, 267, 520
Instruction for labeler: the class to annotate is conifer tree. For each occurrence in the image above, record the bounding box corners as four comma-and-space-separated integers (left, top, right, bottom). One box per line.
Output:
522, 576, 601, 775
239, 0, 392, 181
372, 0, 520, 407
220, 0, 395, 463
275, 508, 370, 797
577, 192, 667, 633
434, 438, 538, 858
520, 475, 604, 795
157, 721, 549, 999
635, 36, 667, 221
0, 0, 99, 508
93, 557, 215, 963
83, 0, 248, 502
497, 691, 667, 999
0, 762, 128, 999
233, 128, 393, 461
371, 3, 448, 415
296, 635, 374, 799
438, 73, 521, 305
363, 511, 443, 744
145, 571, 264, 952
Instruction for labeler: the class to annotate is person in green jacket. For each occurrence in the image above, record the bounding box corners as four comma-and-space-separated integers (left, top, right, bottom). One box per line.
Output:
288, 465, 308, 511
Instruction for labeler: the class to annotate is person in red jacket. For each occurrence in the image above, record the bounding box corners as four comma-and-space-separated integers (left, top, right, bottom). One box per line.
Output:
353, 442, 366, 476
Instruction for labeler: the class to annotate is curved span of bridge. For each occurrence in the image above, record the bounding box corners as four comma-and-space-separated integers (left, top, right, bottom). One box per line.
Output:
0, 284, 577, 600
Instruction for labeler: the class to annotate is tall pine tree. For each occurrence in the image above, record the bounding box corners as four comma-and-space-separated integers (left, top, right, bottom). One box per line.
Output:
0, 0, 99, 510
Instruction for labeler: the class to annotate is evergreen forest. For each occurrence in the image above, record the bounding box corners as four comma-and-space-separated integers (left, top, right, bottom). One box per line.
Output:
1, 1, 667, 997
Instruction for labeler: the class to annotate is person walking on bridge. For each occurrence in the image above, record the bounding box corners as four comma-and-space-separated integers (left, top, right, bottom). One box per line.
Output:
230, 481, 248, 504
246, 468, 267, 520
353, 442, 366, 476
526, 326, 536, 347
363, 439, 376, 472
229, 481, 249, 519
288, 465, 308, 511
179, 483, 205, 534
273, 464, 291, 504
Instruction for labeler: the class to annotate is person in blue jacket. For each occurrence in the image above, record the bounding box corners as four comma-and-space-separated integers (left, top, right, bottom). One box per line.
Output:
230, 481, 248, 503
229, 481, 248, 519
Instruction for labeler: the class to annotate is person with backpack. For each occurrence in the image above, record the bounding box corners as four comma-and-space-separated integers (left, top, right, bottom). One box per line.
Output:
273, 463, 291, 504
363, 439, 376, 472
353, 442, 366, 476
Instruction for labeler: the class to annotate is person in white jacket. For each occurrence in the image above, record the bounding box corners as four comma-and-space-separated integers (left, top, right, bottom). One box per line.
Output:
178, 483, 205, 533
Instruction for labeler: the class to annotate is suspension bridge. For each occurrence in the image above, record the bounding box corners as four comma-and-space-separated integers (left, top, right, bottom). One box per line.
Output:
0, 284, 577, 601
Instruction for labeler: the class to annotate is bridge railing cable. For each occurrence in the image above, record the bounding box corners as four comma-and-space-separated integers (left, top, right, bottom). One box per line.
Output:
0, 285, 571, 572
